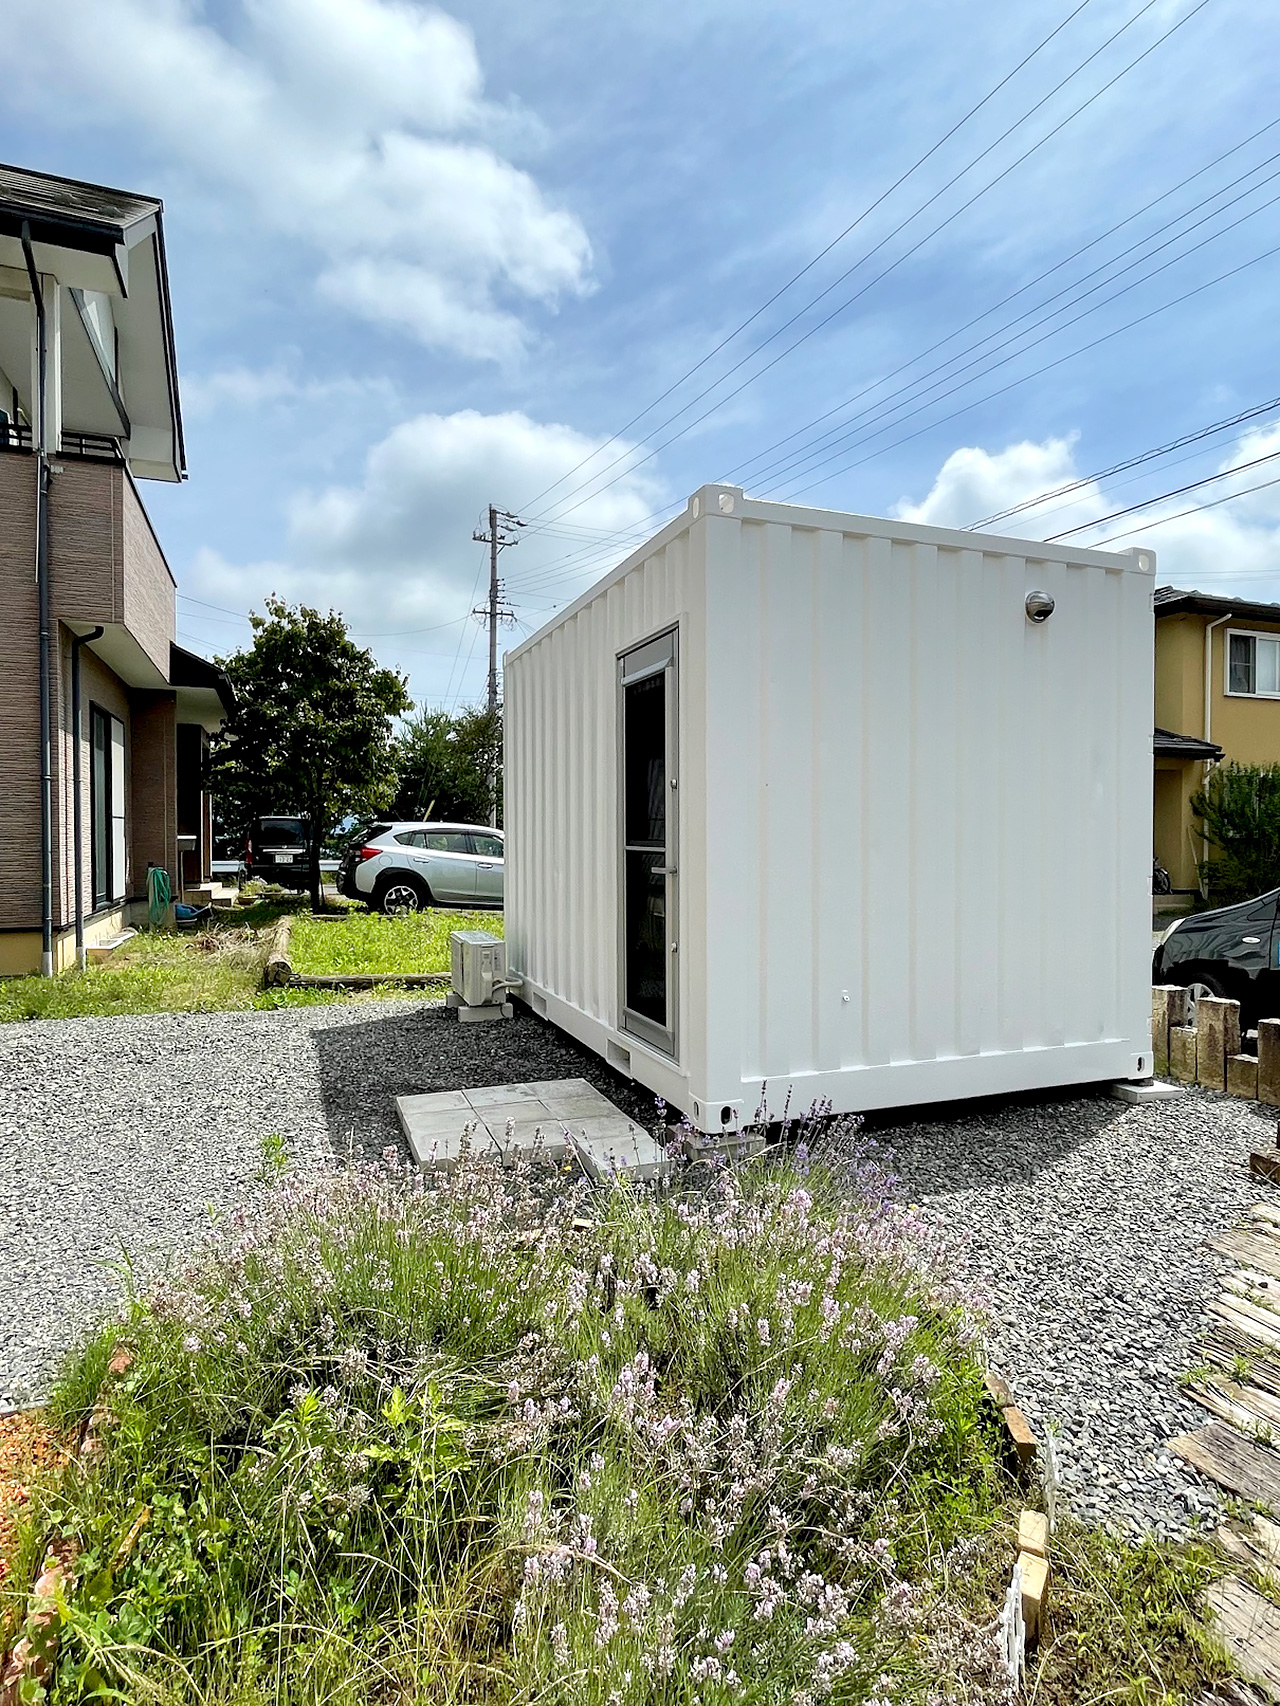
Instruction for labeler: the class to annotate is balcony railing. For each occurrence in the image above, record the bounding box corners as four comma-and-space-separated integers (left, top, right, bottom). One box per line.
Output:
0, 423, 124, 463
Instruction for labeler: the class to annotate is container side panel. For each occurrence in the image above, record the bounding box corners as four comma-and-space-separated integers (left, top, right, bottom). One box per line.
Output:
697, 517, 1152, 1113
759, 522, 816, 1079
505, 524, 704, 1101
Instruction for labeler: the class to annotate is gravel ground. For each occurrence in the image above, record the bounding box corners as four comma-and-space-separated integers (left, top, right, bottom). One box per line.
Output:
0, 999, 654, 1407
0, 998, 1268, 1541
877, 1084, 1274, 1541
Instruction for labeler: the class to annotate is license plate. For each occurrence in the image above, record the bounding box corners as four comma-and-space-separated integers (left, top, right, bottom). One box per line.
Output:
273, 853, 296, 863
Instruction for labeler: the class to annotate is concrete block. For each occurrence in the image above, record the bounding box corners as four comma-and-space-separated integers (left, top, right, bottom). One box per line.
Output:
1259, 1020, 1280, 1108
1110, 1078, 1184, 1103
573, 1124, 669, 1183
1169, 1026, 1198, 1083
1197, 997, 1240, 1092
1018, 1549, 1050, 1642
456, 1001, 513, 1023
1228, 1055, 1261, 1101
1018, 1508, 1049, 1559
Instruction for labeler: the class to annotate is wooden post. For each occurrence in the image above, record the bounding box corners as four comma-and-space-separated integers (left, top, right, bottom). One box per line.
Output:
1259, 1020, 1280, 1108
1170, 1026, 1198, 1083
1228, 1055, 1261, 1100
1153, 986, 1189, 1077
1197, 997, 1240, 1093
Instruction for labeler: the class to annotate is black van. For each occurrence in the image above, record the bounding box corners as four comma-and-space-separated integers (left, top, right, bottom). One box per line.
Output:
246, 816, 310, 890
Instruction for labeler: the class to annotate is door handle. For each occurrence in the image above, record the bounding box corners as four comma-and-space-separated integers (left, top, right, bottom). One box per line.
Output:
654, 865, 677, 876
478, 862, 495, 868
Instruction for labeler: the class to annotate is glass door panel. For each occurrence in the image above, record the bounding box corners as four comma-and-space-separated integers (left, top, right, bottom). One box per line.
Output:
619, 630, 677, 1054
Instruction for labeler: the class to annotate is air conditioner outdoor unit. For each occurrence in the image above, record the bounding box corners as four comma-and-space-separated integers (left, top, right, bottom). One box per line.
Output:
449, 930, 515, 1020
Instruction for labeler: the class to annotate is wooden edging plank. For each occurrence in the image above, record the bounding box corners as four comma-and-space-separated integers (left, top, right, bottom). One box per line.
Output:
1171, 1424, 1280, 1506
1210, 1297, 1280, 1352
1191, 1376, 1280, 1433
1205, 1575, 1280, 1699
1213, 1231, 1280, 1282
289, 971, 451, 990
1205, 1330, 1280, 1401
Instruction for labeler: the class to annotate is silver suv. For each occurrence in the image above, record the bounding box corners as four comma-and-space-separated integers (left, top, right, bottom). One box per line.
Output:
338, 821, 504, 913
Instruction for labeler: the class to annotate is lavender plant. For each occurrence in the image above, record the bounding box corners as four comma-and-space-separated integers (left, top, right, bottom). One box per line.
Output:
16, 1131, 1015, 1705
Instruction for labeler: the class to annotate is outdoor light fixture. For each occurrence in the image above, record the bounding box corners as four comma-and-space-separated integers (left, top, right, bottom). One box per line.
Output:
1025, 590, 1055, 623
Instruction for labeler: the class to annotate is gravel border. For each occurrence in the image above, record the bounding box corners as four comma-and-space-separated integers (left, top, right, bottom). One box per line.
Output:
1, 997, 1267, 1540
0, 1000, 657, 1406
876, 1084, 1273, 1539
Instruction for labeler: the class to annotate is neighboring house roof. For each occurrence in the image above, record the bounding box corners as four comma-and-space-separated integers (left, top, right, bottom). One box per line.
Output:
0, 163, 160, 249
1154, 725, 1223, 761
1155, 585, 1280, 624
170, 642, 236, 724
0, 161, 185, 483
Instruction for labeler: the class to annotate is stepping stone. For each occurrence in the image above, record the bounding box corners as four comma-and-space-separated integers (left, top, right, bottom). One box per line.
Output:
394, 1078, 667, 1181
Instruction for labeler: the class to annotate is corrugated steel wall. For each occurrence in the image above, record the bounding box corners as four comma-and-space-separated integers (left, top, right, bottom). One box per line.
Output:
505, 513, 704, 1094
507, 486, 1153, 1119
700, 501, 1153, 1109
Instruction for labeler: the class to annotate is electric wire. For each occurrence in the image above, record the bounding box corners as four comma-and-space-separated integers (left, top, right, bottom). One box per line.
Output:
1083, 470, 1280, 546
514, 0, 1102, 517
521, 0, 1215, 528
1042, 444, 1280, 539
755, 175, 1280, 496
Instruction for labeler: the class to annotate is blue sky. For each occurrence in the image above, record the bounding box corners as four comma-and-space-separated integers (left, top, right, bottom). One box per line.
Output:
3, 0, 1278, 706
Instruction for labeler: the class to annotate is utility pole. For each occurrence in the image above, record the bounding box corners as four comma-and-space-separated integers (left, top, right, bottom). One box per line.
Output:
471, 505, 522, 823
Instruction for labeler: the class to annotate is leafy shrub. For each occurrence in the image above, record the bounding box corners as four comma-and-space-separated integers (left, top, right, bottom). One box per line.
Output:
1191, 761, 1280, 904
13, 1139, 1015, 1705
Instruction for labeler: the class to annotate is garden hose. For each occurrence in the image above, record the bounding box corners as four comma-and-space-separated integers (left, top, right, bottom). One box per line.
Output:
147, 864, 172, 927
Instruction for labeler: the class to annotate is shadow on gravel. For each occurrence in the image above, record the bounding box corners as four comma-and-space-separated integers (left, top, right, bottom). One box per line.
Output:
870, 1082, 1130, 1198
311, 1002, 659, 1161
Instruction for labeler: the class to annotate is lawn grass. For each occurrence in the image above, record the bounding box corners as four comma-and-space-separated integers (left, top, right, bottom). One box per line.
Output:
4, 1134, 1239, 1706
0, 899, 418, 1023
289, 905, 503, 977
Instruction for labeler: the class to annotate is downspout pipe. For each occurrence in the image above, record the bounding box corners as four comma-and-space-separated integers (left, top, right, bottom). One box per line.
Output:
20, 222, 54, 978
1202, 610, 1234, 896
70, 626, 104, 970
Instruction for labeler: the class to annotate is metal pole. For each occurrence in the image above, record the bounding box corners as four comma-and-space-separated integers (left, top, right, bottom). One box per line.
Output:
487, 502, 499, 716
70, 626, 104, 970
21, 223, 54, 977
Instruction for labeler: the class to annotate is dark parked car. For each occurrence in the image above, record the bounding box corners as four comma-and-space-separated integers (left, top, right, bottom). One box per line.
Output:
245, 815, 311, 891
1152, 887, 1280, 1026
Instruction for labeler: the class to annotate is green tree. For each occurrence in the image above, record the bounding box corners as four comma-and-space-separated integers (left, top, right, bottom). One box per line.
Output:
390, 703, 502, 825
211, 599, 411, 909
1191, 761, 1280, 905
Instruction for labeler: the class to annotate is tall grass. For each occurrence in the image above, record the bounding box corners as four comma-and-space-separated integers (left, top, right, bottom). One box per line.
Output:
10, 1136, 1014, 1705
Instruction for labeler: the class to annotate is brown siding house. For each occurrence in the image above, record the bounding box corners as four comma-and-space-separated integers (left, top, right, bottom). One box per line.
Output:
0, 163, 232, 975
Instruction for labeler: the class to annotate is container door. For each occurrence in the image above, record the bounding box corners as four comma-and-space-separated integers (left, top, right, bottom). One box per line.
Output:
619, 629, 677, 1056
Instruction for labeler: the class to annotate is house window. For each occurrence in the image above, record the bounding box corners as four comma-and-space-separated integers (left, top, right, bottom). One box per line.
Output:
90, 705, 126, 906
1227, 631, 1280, 698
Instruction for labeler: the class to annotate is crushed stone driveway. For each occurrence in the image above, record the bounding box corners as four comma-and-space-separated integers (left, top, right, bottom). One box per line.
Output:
0, 1001, 655, 1407
880, 1083, 1274, 1541
0, 1001, 1268, 1544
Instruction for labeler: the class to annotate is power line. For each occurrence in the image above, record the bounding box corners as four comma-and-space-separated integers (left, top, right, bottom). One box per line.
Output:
1043, 444, 1280, 539
515, 0, 1101, 518
524, 0, 1214, 527
779, 233, 1280, 502
759, 173, 1280, 496
1084, 470, 1280, 546
966, 393, 1280, 528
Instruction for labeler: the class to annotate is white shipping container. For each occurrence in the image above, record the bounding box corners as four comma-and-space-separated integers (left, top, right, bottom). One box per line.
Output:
504, 484, 1155, 1134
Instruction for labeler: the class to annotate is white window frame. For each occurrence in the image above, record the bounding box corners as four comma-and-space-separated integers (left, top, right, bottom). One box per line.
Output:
1224, 627, 1280, 700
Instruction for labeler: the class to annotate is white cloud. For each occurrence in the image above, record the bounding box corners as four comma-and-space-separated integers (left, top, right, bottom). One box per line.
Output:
182, 408, 664, 700
0, 0, 592, 359
897, 427, 1280, 598
181, 363, 394, 416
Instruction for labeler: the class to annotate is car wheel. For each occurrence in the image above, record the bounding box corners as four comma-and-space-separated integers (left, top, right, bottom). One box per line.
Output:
376, 874, 431, 916
1180, 971, 1227, 1024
